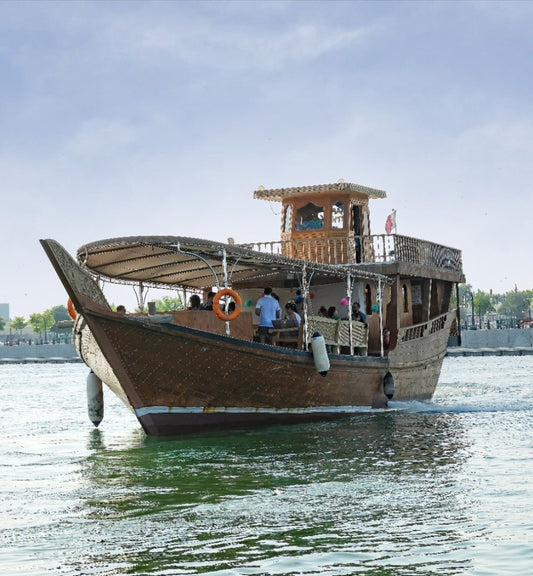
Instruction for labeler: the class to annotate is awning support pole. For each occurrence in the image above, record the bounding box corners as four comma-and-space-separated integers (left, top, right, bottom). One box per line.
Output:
346, 272, 354, 355
379, 278, 384, 357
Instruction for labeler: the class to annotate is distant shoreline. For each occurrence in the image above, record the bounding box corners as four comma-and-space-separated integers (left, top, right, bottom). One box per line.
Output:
0, 357, 82, 364
0, 342, 78, 363
447, 347, 533, 357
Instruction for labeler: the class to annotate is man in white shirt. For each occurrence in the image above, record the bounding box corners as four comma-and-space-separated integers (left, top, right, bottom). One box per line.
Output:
255, 287, 281, 344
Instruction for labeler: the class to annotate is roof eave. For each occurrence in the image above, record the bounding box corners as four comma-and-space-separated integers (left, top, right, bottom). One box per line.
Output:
254, 182, 387, 202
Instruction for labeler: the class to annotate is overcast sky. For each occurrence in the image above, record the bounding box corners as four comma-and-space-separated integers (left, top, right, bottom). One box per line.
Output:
1, 0, 532, 318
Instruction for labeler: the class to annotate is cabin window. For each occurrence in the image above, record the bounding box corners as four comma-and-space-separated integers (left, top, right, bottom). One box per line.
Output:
365, 284, 372, 315
352, 205, 361, 235
331, 201, 345, 229
295, 202, 324, 230
283, 205, 293, 233
402, 284, 409, 313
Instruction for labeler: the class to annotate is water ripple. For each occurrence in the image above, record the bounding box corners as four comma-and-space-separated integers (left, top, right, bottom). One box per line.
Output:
0, 357, 531, 575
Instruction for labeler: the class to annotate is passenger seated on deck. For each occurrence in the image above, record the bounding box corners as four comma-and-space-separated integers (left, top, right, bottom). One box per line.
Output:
318, 306, 328, 317
188, 294, 201, 310
351, 301, 367, 324
327, 306, 340, 320
281, 302, 301, 340
284, 302, 301, 329
200, 291, 216, 311
116, 305, 126, 315
270, 302, 302, 347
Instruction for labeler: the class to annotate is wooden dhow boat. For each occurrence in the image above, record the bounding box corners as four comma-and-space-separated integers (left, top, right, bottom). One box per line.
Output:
41, 180, 465, 435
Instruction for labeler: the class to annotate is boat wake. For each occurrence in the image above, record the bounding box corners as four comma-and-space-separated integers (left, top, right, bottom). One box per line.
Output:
387, 397, 532, 415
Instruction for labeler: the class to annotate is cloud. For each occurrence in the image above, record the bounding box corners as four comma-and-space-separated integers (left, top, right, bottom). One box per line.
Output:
135, 24, 369, 80
1, 1, 532, 317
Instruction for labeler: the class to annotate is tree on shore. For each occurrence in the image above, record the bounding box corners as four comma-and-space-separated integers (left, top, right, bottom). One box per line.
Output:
10, 316, 28, 335
0, 315, 5, 332
453, 285, 533, 322
474, 291, 494, 325
133, 296, 183, 313
499, 290, 532, 320
149, 296, 183, 312
49, 305, 69, 332
29, 310, 55, 338
29, 313, 42, 334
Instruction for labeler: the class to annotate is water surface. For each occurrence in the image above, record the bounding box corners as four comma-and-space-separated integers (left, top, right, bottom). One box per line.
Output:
1, 356, 531, 575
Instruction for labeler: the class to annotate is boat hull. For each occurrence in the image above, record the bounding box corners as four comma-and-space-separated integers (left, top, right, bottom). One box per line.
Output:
77, 309, 391, 434
388, 313, 456, 401
136, 407, 375, 436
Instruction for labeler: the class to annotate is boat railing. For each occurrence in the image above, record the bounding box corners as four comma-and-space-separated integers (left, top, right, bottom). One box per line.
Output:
239, 237, 353, 263
370, 234, 463, 271
306, 316, 368, 355
398, 311, 450, 343
240, 235, 462, 273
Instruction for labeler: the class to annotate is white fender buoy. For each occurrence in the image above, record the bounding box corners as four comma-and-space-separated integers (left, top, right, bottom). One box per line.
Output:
383, 371, 395, 399
87, 371, 104, 427
311, 332, 330, 377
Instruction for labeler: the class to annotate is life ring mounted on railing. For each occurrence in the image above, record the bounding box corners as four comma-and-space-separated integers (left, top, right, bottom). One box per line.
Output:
213, 289, 242, 321
67, 298, 77, 320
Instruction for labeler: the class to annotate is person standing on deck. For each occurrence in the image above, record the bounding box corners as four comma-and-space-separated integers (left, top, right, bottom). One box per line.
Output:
255, 287, 281, 344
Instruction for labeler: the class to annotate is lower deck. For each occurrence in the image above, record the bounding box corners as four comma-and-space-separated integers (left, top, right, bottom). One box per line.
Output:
126, 310, 371, 355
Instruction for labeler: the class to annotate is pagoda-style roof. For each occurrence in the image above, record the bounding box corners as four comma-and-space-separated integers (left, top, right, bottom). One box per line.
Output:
253, 181, 387, 202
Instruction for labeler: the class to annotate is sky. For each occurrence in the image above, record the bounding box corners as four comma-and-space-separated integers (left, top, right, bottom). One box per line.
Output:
1, 0, 532, 319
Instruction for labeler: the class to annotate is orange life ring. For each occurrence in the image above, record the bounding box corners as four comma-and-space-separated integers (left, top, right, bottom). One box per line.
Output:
67, 298, 77, 320
213, 289, 242, 321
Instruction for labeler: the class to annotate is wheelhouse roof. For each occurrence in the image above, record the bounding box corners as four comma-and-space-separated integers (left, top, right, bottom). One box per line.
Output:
76, 235, 392, 290
253, 181, 387, 202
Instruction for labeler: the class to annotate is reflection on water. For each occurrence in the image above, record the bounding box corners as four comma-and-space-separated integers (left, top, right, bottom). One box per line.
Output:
1, 357, 532, 575
84, 413, 470, 506
73, 414, 476, 575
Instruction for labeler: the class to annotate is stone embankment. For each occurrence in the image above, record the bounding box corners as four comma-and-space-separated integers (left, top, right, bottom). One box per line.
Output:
0, 343, 80, 364
448, 328, 533, 357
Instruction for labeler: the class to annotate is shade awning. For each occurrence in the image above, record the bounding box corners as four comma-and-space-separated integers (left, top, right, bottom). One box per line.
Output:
76, 235, 392, 290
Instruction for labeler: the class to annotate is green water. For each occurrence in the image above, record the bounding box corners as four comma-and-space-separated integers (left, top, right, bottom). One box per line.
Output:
1, 357, 532, 575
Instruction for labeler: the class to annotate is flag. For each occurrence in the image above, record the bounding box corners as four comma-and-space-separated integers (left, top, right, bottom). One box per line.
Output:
385, 209, 396, 234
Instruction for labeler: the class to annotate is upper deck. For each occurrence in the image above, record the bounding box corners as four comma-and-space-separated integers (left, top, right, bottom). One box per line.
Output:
240, 234, 464, 283
251, 180, 464, 283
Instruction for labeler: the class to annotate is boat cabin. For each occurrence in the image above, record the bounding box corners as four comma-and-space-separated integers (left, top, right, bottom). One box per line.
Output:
254, 180, 385, 264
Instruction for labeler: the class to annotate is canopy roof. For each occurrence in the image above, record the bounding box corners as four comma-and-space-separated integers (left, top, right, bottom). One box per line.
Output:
76, 235, 392, 290
253, 181, 387, 203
